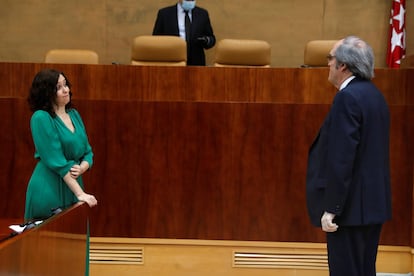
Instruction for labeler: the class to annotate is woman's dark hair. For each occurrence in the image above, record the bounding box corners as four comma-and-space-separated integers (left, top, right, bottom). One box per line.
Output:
27, 68, 73, 116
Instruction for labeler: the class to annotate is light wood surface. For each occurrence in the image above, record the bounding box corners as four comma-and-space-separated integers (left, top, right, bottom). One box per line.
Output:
0, 203, 89, 275
89, 237, 413, 276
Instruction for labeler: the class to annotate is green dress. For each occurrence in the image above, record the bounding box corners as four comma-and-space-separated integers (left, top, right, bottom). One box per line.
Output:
24, 109, 93, 220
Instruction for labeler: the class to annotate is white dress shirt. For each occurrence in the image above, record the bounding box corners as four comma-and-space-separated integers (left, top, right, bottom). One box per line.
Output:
177, 4, 192, 41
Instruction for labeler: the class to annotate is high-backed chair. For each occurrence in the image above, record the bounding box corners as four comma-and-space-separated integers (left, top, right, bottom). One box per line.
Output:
131, 35, 187, 66
45, 49, 99, 64
302, 40, 338, 67
400, 55, 414, 68
213, 39, 271, 67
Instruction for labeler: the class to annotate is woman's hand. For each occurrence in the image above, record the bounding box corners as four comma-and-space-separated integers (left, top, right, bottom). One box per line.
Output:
70, 161, 89, 179
70, 164, 82, 178
77, 193, 98, 207
63, 171, 96, 207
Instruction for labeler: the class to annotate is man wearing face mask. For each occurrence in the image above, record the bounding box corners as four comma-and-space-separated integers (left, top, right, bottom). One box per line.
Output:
153, 0, 216, 66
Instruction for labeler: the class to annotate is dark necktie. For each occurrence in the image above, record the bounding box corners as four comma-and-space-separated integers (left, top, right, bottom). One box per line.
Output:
184, 11, 191, 43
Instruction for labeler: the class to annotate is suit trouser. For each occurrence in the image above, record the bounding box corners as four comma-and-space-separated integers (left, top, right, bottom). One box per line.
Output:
326, 224, 382, 276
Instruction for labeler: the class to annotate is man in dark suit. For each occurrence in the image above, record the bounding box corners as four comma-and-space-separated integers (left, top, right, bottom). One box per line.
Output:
306, 36, 391, 276
152, 0, 216, 66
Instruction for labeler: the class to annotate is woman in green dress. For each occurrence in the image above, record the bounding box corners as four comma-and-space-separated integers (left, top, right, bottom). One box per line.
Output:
24, 69, 98, 221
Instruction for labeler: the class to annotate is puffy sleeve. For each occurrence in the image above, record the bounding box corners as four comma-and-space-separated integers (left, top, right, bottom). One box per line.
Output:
30, 111, 76, 177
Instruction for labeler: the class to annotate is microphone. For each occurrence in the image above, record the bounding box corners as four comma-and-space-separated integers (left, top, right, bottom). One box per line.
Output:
4, 206, 66, 242
51, 207, 63, 216
20, 207, 63, 232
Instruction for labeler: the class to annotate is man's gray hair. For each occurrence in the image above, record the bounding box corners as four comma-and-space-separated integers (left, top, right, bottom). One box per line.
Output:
335, 36, 375, 80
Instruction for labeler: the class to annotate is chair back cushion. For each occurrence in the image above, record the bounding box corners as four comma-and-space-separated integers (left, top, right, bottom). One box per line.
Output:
131, 35, 187, 66
214, 39, 271, 67
303, 40, 338, 67
45, 49, 99, 64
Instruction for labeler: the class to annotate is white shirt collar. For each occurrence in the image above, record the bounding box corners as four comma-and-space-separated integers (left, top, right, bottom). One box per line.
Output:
177, 3, 189, 40
339, 75, 356, 91
177, 3, 189, 14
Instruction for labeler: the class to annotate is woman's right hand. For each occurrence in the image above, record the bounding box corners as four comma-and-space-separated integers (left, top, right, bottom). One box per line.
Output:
77, 193, 98, 207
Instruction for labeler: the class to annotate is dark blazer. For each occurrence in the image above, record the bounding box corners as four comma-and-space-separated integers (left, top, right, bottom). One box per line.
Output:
306, 77, 392, 227
152, 4, 215, 66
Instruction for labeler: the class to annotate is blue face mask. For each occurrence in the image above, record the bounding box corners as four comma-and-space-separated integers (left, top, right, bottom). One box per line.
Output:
181, 0, 196, 11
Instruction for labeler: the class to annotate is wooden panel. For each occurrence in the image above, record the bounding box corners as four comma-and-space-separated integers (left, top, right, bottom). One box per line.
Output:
0, 62, 410, 105
1, 63, 336, 102
0, 203, 89, 276
83, 101, 327, 242
81, 101, 411, 246
0, 98, 34, 217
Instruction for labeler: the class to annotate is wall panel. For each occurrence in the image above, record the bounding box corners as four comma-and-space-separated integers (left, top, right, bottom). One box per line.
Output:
0, 0, 400, 67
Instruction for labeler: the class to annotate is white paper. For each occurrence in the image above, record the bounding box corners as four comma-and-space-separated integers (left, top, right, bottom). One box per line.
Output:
9, 220, 43, 233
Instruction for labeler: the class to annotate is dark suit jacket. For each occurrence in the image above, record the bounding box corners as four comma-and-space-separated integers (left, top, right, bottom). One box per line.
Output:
152, 4, 215, 66
306, 77, 392, 227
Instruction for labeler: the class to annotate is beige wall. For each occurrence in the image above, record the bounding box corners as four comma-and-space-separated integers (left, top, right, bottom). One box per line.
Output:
0, 0, 411, 67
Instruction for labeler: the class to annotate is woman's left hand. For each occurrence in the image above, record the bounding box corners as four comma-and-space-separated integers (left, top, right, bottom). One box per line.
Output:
70, 164, 83, 179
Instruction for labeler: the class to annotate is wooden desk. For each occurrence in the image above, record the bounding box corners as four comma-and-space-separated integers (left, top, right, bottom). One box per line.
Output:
0, 202, 89, 276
